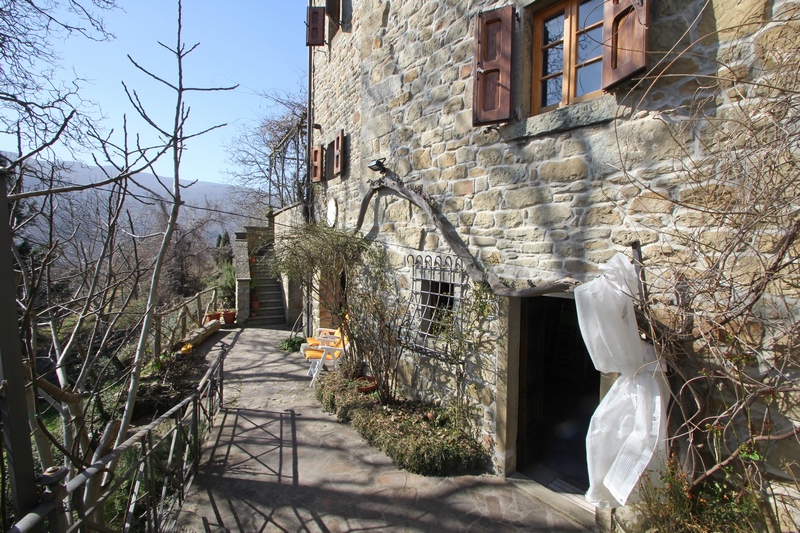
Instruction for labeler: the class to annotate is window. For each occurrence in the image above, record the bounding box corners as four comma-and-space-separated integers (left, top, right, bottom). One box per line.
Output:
398, 255, 467, 360
472, 1, 648, 126
532, 0, 604, 114
419, 280, 455, 337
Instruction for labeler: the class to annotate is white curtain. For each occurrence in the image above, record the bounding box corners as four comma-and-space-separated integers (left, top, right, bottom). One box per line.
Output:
574, 253, 668, 508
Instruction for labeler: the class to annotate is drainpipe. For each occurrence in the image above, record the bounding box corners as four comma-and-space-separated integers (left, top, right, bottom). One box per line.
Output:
305, 0, 314, 336
305, 0, 314, 226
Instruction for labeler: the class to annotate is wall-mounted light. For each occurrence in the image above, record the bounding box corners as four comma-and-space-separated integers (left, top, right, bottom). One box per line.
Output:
367, 158, 386, 172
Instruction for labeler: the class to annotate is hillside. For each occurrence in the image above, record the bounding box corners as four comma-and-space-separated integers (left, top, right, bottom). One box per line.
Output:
62, 162, 265, 236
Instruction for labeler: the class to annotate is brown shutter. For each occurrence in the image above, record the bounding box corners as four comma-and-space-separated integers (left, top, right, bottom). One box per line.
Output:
602, 0, 648, 89
333, 129, 344, 176
473, 5, 515, 126
311, 145, 324, 182
307, 6, 325, 47
326, 0, 340, 25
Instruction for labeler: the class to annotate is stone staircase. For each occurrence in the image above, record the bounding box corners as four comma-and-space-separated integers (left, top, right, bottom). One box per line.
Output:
248, 254, 286, 327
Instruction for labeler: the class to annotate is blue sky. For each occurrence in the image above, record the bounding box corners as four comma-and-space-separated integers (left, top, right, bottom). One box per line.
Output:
58, 1, 309, 183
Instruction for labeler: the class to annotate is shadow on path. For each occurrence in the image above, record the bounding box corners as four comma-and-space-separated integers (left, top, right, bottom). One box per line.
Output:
174, 328, 585, 533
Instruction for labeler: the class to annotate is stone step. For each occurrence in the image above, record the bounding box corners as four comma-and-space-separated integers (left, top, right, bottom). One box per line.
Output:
250, 300, 283, 311
246, 316, 286, 327
255, 304, 283, 314
252, 282, 279, 290
249, 269, 278, 276
254, 307, 284, 316
251, 300, 282, 309
251, 279, 282, 289
251, 275, 279, 285
246, 308, 283, 316
255, 291, 282, 299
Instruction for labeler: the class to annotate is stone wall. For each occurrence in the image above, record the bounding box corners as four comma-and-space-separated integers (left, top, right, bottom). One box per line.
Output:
233, 232, 250, 324
308, 0, 800, 486
273, 205, 307, 329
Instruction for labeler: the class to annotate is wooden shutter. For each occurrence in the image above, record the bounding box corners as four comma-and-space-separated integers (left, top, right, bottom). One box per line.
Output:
473, 5, 515, 126
307, 6, 325, 47
326, 0, 340, 25
333, 129, 344, 176
602, 0, 648, 89
311, 145, 324, 182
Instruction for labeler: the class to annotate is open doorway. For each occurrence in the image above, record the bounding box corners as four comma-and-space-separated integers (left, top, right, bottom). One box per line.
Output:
517, 295, 599, 494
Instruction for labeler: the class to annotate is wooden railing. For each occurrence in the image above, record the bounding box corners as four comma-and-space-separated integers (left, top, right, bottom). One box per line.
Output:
10, 344, 227, 532
154, 287, 218, 355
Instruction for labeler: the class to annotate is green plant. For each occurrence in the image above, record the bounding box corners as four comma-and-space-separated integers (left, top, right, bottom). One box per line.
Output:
278, 336, 305, 353
218, 261, 236, 308
635, 459, 764, 533
314, 373, 349, 412
315, 373, 487, 476
270, 224, 406, 400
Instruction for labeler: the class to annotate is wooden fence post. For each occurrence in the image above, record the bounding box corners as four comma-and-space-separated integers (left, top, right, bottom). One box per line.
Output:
180, 307, 187, 341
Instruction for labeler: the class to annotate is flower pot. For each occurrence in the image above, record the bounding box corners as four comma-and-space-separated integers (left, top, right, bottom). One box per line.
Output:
356, 376, 377, 394
205, 312, 221, 324
223, 310, 237, 324
250, 298, 260, 310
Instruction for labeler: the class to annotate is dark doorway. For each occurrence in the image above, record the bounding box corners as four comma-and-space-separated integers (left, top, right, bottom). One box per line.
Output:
517, 296, 599, 493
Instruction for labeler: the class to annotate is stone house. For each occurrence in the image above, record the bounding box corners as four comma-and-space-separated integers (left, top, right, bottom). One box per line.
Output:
277, 0, 800, 527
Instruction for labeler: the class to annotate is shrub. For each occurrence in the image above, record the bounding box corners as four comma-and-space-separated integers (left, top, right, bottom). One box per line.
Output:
316, 373, 487, 476
315, 372, 373, 421
277, 336, 305, 353
217, 260, 236, 308
634, 459, 765, 533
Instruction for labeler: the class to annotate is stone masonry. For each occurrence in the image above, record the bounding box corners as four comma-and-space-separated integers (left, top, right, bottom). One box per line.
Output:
305, 0, 800, 506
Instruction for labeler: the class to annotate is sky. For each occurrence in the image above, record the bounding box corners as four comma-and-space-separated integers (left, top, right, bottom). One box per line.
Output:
55, 1, 309, 184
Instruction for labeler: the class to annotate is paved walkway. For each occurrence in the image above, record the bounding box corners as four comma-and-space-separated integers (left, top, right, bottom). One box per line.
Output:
174, 326, 589, 532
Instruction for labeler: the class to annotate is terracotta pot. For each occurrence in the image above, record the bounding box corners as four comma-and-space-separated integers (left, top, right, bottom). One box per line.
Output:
250, 299, 260, 310
223, 310, 236, 324
205, 312, 221, 324
356, 376, 377, 394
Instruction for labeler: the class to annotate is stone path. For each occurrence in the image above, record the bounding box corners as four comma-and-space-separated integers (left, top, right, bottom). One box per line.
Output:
173, 326, 590, 532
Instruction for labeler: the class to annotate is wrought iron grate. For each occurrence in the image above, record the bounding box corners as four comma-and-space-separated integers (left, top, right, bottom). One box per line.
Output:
398, 254, 469, 360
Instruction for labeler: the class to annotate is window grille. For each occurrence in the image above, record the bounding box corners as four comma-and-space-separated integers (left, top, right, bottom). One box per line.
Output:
398, 254, 470, 360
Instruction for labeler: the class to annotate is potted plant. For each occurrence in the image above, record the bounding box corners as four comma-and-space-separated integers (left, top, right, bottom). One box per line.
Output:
355, 375, 377, 394
205, 311, 221, 323
222, 309, 237, 324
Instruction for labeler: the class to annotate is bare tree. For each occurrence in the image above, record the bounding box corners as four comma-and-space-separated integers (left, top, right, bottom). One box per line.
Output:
111, 0, 236, 458
614, 3, 800, 527
2, 0, 235, 527
0, 0, 118, 165
225, 89, 307, 212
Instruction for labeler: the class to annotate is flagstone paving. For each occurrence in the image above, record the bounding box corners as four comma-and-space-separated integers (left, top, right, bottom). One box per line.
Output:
173, 326, 590, 532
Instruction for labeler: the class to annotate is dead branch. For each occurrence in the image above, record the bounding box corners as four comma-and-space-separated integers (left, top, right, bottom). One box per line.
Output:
355, 172, 580, 298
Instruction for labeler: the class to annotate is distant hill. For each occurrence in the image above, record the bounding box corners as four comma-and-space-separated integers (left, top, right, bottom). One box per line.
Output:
4, 155, 274, 250
60, 162, 265, 237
